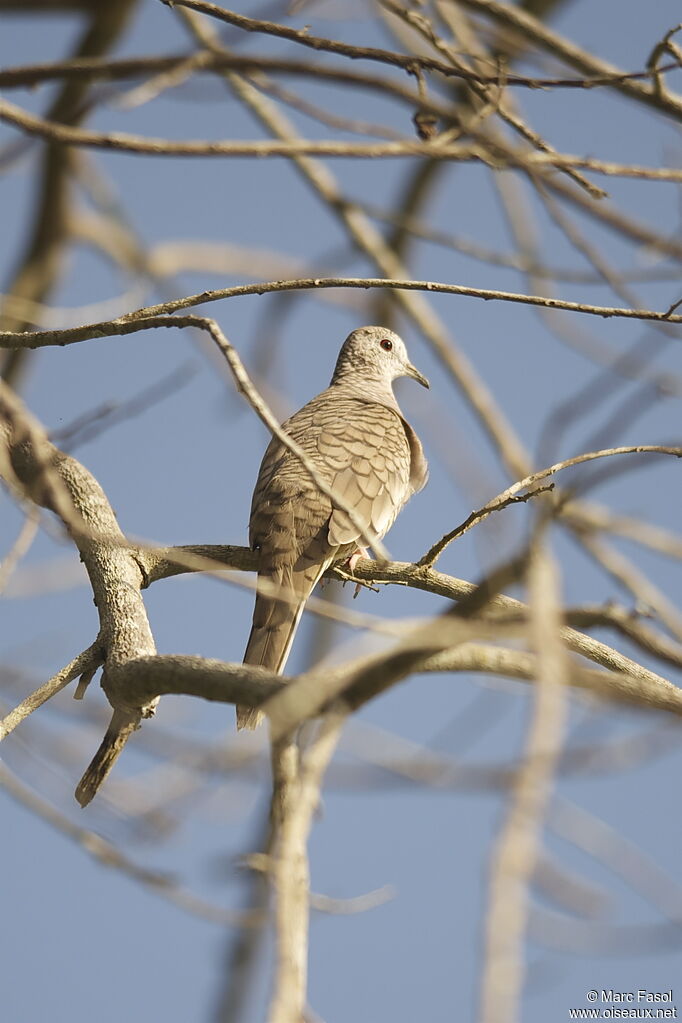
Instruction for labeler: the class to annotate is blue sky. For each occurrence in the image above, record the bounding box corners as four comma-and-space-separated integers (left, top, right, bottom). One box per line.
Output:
1, 2, 682, 1020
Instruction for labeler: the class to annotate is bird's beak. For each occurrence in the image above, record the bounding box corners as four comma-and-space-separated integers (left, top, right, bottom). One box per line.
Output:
405, 361, 430, 389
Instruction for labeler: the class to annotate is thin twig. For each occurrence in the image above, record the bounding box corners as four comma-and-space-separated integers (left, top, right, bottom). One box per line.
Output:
163, 1, 682, 103
0, 763, 258, 927
0, 643, 102, 742
2, 282, 682, 362
419, 445, 682, 567
455, 0, 682, 121
2, 40, 678, 93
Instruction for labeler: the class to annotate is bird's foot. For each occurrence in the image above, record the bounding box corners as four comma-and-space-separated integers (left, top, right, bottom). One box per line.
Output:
346, 546, 369, 574
345, 547, 370, 597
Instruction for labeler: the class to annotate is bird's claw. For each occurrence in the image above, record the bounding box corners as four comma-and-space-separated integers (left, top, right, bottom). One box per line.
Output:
344, 547, 370, 597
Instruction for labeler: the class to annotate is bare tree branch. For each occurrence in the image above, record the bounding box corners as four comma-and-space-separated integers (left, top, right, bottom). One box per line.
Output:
164, 0, 682, 110
268, 712, 344, 1023
3, 93, 681, 182
455, 0, 682, 120
480, 526, 569, 1022
1, 281, 682, 361
420, 446, 682, 567
0, 643, 102, 740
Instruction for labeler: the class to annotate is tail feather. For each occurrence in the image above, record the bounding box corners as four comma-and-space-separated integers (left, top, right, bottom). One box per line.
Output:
237, 558, 329, 730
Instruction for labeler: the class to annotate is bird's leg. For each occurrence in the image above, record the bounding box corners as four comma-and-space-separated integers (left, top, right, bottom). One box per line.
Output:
345, 546, 370, 597
347, 546, 369, 574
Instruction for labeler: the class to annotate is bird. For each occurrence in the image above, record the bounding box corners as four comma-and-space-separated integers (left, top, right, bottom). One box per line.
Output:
238, 325, 429, 729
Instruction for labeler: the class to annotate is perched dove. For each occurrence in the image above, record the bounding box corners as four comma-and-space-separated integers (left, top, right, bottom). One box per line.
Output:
238, 325, 429, 729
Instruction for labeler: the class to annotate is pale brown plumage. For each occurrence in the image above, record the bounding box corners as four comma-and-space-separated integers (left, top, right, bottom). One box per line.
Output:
238, 326, 429, 729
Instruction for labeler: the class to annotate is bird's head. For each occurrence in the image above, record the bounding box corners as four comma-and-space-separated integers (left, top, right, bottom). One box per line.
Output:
332, 326, 430, 389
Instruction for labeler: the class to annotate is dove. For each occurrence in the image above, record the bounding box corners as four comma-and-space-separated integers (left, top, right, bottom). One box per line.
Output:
238, 325, 429, 729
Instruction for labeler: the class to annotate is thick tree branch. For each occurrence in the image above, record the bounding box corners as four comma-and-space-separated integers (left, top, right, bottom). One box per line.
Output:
0, 0, 138, 384
133, 543, 681, 703
0, 380, 158, 803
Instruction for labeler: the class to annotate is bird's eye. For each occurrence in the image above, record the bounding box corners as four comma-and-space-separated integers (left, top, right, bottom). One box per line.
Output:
380, 338, 393, 351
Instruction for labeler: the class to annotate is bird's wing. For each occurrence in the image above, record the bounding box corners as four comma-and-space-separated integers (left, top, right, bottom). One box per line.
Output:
324, 402, 413, 546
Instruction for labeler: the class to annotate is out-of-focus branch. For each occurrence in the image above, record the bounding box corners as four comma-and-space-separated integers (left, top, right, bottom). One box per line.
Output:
551, 796, 682, 927
576, 531, 682, 642
0, 0, 138, 385
164, 0, 682, 108
381, 0, 604, 198
269, 712, 345, 1023
543, 168, 682, 263
0, 508, 39, 593
177, 7, 532, 481
0, 762, 257, 926
480, 530, 569, 1023
0, 52, 464, 130
357, 200, 682, 284
3, 96, 682, 183
241, 74, 407, 140
565, 504, 682, 560
455, 0, 682, 121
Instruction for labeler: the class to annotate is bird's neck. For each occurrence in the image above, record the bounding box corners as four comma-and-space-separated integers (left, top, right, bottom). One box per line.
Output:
329, 371, 401, 412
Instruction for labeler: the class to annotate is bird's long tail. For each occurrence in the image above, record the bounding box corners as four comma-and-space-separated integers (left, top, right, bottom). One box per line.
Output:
238, 559, 328, 730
